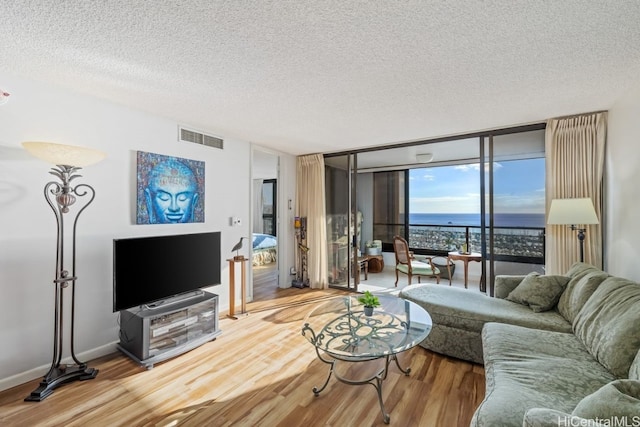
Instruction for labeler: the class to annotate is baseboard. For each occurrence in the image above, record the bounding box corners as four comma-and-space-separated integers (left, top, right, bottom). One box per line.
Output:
0, 341, 119, 393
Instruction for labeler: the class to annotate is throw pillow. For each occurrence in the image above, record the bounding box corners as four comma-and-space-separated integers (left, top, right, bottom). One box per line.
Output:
572, 379, 640, 421
505, 272, 570, 312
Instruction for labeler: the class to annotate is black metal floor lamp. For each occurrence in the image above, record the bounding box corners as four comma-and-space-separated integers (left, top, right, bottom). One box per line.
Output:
22, 141, 106, 401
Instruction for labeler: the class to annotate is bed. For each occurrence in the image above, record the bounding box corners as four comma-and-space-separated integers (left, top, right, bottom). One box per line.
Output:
252, 233, 277, 266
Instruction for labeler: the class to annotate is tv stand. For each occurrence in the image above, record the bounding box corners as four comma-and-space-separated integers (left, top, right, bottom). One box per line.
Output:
118, 291, 220, 369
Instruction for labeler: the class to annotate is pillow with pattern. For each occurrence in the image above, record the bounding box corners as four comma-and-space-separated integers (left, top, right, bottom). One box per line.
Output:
506, 272, 570, 312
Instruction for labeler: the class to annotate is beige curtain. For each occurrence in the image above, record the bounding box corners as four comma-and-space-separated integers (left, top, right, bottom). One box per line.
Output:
296, 154, 328, 288
545, 112, 606, 274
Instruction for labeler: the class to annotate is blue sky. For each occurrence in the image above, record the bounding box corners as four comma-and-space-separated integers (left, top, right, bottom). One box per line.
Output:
409, 158, 545, 213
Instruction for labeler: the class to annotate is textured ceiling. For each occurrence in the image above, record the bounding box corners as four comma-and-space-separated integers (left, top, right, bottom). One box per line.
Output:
2, 1, 640, 155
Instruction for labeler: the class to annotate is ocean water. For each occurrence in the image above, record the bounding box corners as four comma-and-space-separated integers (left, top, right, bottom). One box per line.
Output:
409, 213, 545, 228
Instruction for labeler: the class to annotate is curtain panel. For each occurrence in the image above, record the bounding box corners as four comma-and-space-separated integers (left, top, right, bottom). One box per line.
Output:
296, 154, 328, 289
545, 112, 606, 274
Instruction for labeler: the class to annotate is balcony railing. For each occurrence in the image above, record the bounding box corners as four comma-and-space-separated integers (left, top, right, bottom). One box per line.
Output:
375, 223, 545, 264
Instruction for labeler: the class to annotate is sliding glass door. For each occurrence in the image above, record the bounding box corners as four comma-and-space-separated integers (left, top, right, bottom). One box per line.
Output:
482, 130, 546, 294
324, 124, 546, 294
325, 154, 361, 289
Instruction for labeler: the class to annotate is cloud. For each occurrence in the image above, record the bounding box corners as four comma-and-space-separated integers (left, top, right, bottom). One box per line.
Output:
454, 164, 475, 172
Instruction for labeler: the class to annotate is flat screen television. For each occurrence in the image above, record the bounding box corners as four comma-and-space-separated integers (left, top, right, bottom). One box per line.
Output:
113, 231, 221, 312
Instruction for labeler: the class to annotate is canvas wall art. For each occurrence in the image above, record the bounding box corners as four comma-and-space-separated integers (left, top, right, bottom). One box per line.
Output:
136, 151, 205, 224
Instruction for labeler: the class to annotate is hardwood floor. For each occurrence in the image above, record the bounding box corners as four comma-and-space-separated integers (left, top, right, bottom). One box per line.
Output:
252, 261, 281, 304
0, 288, 485, 427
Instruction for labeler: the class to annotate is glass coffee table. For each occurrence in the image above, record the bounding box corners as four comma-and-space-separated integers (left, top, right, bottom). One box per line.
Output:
301, 295, 432, 424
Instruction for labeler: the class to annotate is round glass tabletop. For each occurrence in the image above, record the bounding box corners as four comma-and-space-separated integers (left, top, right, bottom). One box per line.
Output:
302, 295, 432, 360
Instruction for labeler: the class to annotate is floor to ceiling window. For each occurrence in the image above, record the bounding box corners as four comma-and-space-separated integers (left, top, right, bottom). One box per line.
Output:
325, 124, 546, 294
408, 163, 480, 253
485, 157, 545, 262
325, 155, 354, 288
406, 157, 545, 262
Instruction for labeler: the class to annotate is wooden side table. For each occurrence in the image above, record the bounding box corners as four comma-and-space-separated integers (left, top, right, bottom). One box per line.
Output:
227, 257, 249, 319
366, 255, 385, 273
447, 251, 482, 289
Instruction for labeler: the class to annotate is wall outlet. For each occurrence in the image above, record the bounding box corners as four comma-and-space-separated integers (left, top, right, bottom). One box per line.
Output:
289, 267, 296, 275
230, 217, 241, 226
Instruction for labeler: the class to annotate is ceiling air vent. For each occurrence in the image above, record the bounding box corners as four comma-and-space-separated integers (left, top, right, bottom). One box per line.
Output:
179, 126, 224, 150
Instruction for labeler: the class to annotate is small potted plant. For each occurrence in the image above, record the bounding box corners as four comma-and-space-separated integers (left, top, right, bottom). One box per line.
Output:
358, 291, 381, 316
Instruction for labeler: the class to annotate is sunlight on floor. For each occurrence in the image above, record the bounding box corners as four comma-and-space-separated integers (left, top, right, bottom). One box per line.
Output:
355, 263, 485, 296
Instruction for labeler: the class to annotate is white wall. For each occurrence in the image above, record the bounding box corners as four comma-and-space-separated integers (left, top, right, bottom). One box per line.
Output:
605, 85, 640, 280
273, 151, 297, 287
252, 149, 279, 180
0, 72, 294, 390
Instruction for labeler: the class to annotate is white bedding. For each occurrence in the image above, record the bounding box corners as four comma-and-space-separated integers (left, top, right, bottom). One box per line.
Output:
252, 233, 277, 266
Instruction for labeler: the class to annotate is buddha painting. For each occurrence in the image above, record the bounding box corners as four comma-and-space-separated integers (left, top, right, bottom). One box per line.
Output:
136, 151, 205, 224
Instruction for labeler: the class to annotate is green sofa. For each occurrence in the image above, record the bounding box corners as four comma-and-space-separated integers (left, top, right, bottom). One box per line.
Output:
400, 262, 640, 426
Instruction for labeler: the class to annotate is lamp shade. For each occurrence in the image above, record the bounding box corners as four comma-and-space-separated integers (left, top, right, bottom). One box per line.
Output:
547, 198, 599, 225
22, 141, 106, 167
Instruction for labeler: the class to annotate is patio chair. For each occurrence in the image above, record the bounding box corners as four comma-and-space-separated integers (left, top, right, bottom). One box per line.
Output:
393, 235, 441, 286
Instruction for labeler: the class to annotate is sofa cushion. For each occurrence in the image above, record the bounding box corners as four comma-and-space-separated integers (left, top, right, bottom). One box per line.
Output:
573, 277, 640, 378
472, 322, 616, 427
400, 284, 572, 335
565, 262, 601, 280
396, 261, 439, 276
572, 379, 640, 420
557, 270, 609, 322
472, 323, 616, 427
505, 272, 569, 312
